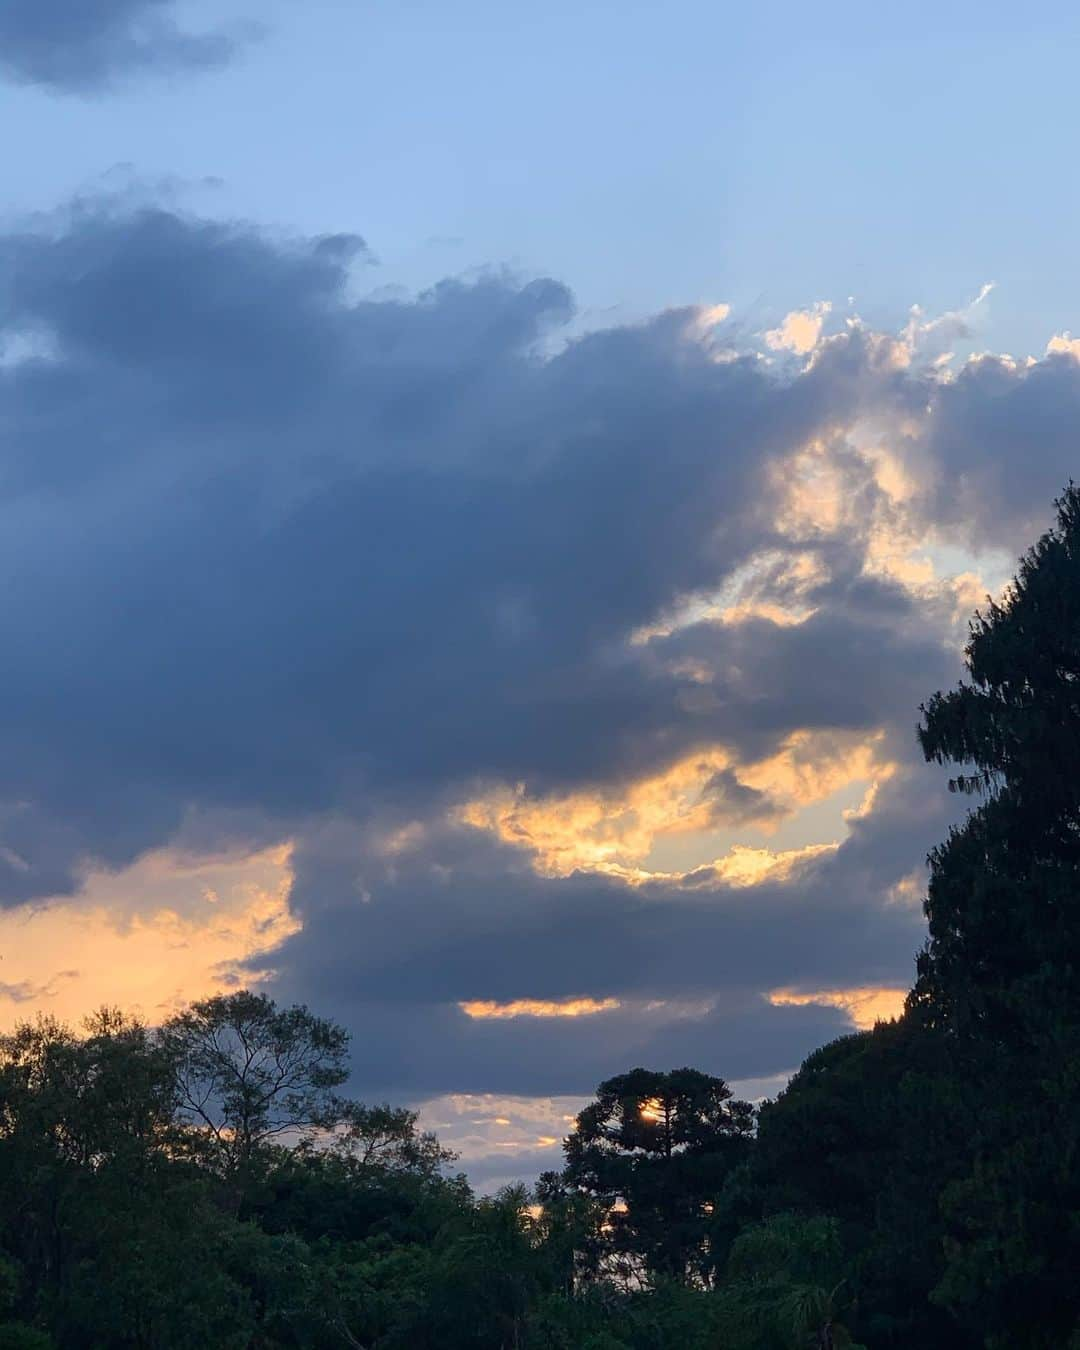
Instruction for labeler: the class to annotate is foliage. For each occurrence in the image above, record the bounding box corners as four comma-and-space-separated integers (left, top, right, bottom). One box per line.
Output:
909, 485, 1080, 1345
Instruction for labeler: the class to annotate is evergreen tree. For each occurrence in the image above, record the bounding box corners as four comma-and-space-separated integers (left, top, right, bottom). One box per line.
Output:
563, 1067, 754, 1286
911, 484, 1080, 1347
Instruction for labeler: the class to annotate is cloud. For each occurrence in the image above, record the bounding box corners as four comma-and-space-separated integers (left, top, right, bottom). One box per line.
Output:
0, 0, 252, 93
897, 282, 995, 367
915, 348, 1080, 551
460, 998, 622, 1020
455, 750, 792, 877
246, 757, 948, 1097
0, 843, 295, 1023
767, 984, 908, 1030
1047, 332, 1080, 359
0, 200, 887, 905
0, 969, 79, 1005
414, 1093, 587, 1193
765, 302, 832, 356
0, 196, 1074, 1119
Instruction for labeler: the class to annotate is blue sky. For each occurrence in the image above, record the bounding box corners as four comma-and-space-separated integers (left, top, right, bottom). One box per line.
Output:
6, 0, 1080, 349
2, 0, 1079, 1189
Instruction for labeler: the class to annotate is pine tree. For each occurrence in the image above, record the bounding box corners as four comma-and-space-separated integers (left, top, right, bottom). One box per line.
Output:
911, 485, 1080, 1347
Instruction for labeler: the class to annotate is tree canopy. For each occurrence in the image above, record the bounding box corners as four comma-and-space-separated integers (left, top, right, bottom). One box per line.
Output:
162, 990, 350, 1176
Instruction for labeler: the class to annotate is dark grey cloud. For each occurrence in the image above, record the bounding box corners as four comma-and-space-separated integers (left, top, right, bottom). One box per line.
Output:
0, 202, 901, 902
250, 757, 951, 1098
910, 350, 1080, 553
699, 767, 785, 827
334, 995, 854, 1102
643, 595, 953, 765
0, 0, 248, 93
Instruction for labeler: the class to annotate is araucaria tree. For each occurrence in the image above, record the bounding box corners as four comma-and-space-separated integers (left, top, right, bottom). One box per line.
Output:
562, 1067, 754, 1285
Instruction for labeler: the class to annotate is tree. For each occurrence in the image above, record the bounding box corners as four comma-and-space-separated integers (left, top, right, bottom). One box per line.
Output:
0, 1009, 183, 1325
0, 996, 474, 1350
328, 1101, 456, 1176
532, 1169, 610, 1297
716, 1214, 865, 1350
161, 990, 349, 1177
915, 483, 1080, 1027
752, 1022, 973, 1349
0, 1256, 53, 1350
910, 484, 1080, 1346
563, 1068, 754, 1285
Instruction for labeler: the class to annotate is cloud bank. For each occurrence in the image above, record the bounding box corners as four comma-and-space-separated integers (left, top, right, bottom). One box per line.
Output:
1, 198, 1077, 1128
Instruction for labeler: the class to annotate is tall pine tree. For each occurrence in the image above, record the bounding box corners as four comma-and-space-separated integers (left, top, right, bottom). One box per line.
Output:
911, 485, 1080, 1348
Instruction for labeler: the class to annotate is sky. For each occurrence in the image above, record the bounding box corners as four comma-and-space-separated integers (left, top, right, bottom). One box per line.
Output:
1, 0, 1079, 1190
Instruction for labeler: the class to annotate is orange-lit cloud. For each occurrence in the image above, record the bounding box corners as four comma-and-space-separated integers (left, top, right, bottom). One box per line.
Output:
768, 985, 907, 1030
693, 302, 731, 331
629, 551, 827, 645
706, 841, 838, 888
460, 996, 620, 1020
0, 844, 296, 1028
716, 551, 826, 627
457, 752, 746, 874
769, 430, 1004, 615
738, 730, 892, 810
887, 868, 925, 908
771, 438, 855, 539
457, 729, 890, 881
765, 302, 832, 355
1047, 332, 1080, 359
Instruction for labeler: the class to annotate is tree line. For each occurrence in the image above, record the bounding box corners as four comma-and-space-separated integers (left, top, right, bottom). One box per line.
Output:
3, 488, 1080, 1348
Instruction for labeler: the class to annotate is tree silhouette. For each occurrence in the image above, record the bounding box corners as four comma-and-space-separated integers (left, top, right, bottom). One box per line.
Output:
162, 990, 349, 1178
564, 1067, 754, 1285
910, 484, 1080, 1346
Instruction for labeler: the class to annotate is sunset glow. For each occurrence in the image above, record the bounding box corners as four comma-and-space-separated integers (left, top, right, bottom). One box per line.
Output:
768, 986, 908, 1030
460, 998, 621, 1020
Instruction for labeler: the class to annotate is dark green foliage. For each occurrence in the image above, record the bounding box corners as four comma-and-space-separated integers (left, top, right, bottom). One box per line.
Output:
913, 488, 1080, 1039
0, 1257, 52, 1350
712, 1213, 865, 1350
751, 1021, 974, 1347
0, 1330, 54, 1350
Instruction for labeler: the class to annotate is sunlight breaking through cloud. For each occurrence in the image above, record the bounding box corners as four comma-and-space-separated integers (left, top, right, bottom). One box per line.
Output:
768, 985, 908, 1030
459, 997, 621, 1020
764, 301, 832, 355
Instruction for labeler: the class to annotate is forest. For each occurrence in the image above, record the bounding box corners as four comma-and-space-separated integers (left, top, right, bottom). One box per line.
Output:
2, 487, 1080, 1350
